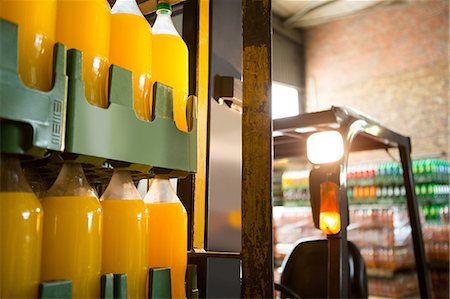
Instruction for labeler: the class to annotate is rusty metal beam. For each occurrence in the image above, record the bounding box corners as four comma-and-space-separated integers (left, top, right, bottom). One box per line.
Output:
241, 0, 274, 297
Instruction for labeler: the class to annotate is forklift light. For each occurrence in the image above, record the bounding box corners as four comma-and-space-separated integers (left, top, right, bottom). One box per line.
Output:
306, 131, 344, 164
319, 181, 341, 235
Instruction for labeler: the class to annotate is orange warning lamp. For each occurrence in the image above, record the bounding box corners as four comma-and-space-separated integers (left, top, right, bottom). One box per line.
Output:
319, 181, 341, 235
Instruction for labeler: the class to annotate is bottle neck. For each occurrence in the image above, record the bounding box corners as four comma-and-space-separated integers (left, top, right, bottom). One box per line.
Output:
111, 0, 143, 16
101, 170, 142, 200
45, 162, 98, 198
144, 177, 179, 203
0, 154, 32, 192
153, 11, 180, 36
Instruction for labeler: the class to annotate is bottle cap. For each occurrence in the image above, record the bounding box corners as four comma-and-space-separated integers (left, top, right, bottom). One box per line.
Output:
157, 2, 172, 11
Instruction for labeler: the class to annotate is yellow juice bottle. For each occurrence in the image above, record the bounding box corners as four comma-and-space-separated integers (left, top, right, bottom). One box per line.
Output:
100, 170, 148, 299
0, 155, 43, 298
152, 2, 189, 132
110, 0, 153, 121
144, 178, 188, 299
0, 0, 56, 91
55, 0, 110, 108
41, 163, 102, 298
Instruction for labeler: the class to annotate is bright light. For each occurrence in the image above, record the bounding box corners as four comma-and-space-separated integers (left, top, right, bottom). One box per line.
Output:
307, 131, 344, 164
319, 181, 341, 235
319, 211, 341, 235
272, 82, 299, 119
22, 211, 31, 220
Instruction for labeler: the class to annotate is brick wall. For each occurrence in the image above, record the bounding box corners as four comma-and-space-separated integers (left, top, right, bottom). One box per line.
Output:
304, 0, 449, 161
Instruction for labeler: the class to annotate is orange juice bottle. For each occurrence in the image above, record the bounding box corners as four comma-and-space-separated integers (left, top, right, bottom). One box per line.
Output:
152, 2, 189, 132
55, 0, 110, 108
41, 163, 102, 298
110, 0, 153, 121
100, 170, 148, 299
144, 177, 187, 299
0, 0, 56, 91
0, 154, 43, 298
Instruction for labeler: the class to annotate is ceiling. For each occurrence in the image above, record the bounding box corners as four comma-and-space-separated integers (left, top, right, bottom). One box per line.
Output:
272, 0, 406, 29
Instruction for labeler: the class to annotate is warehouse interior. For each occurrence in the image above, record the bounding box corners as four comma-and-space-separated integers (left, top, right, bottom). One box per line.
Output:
271, 1, 449, 298
0, 0, 448, 298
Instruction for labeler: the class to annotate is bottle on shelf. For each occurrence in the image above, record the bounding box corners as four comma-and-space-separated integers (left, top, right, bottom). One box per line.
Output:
100, 170, 149, 299
110, 0, 153, 121
55, 0, 111, 108
0, 0, 56, 91
152, 2, 189, 132
41, 163, 102, 298
144, 177, 187, 299
0, 154, 43, 298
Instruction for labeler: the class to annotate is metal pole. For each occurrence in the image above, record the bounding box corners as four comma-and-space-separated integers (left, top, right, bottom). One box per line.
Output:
241, 0, 274, 297
399, 141, 432, 298
328, 165, 349, 299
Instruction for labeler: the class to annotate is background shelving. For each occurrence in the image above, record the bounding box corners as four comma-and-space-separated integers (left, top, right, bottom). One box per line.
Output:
274, 158, 449, 299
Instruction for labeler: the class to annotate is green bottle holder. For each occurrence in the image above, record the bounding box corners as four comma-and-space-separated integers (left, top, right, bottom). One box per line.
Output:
65, 49, 197, 177
39, 280, 72, 299
1, 18, 197, 181
0, 18, 67, 157
101, 274, 114, 299
148, 267, 172, 299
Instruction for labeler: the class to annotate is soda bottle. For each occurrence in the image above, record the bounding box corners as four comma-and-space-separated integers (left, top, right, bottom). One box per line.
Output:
418, 160, 425, 183
41, 163, 102, 298
0, 0, 56, 91
424, 160, 432, 182
0, 154, 43, 298
144, 177, 187, 299
385, 163, 393, 185
110, 0, 153, 121
100, 170, 149, 299
55, 0, 111, 108
152, 2, 189, 132
347, 187, 353, 201
431, 160, 437, 182
392, 163, 399, 185
378, 163, 386, 185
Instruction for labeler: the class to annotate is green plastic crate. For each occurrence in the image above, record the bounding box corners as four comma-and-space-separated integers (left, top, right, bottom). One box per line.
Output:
0, 18, 68, 157
1, 18, 197, 177
65, 49, 197, 175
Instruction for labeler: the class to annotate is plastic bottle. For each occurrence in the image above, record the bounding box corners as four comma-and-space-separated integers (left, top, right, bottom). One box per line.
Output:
55, 0, 111, 108
100, 170, 149, 299
152, 2, 189, 132
0, 154, 43, 298
144, 177, 187, 299
0, 0, 56, 91
110, 0, 153, 121
41, 163, 102, 298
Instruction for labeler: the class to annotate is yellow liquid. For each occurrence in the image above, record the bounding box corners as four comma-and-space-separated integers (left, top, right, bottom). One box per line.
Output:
0, 192, 43, 298
41, 196, 102, 298
110, 13, 152, 121
0, 0, 56, 91
55, 0, 110, 107
101, 200, 148, 299
152, 34, 189, 132
147, 202, 187, 299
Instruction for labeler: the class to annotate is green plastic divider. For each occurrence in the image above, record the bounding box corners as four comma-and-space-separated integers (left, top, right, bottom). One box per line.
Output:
148, 267, 172, 299
113, 274, 128, 299
101, 274, 114, 299
0, 18, 67, 157
65, 49, 197, 175
39, 280, 72, 299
